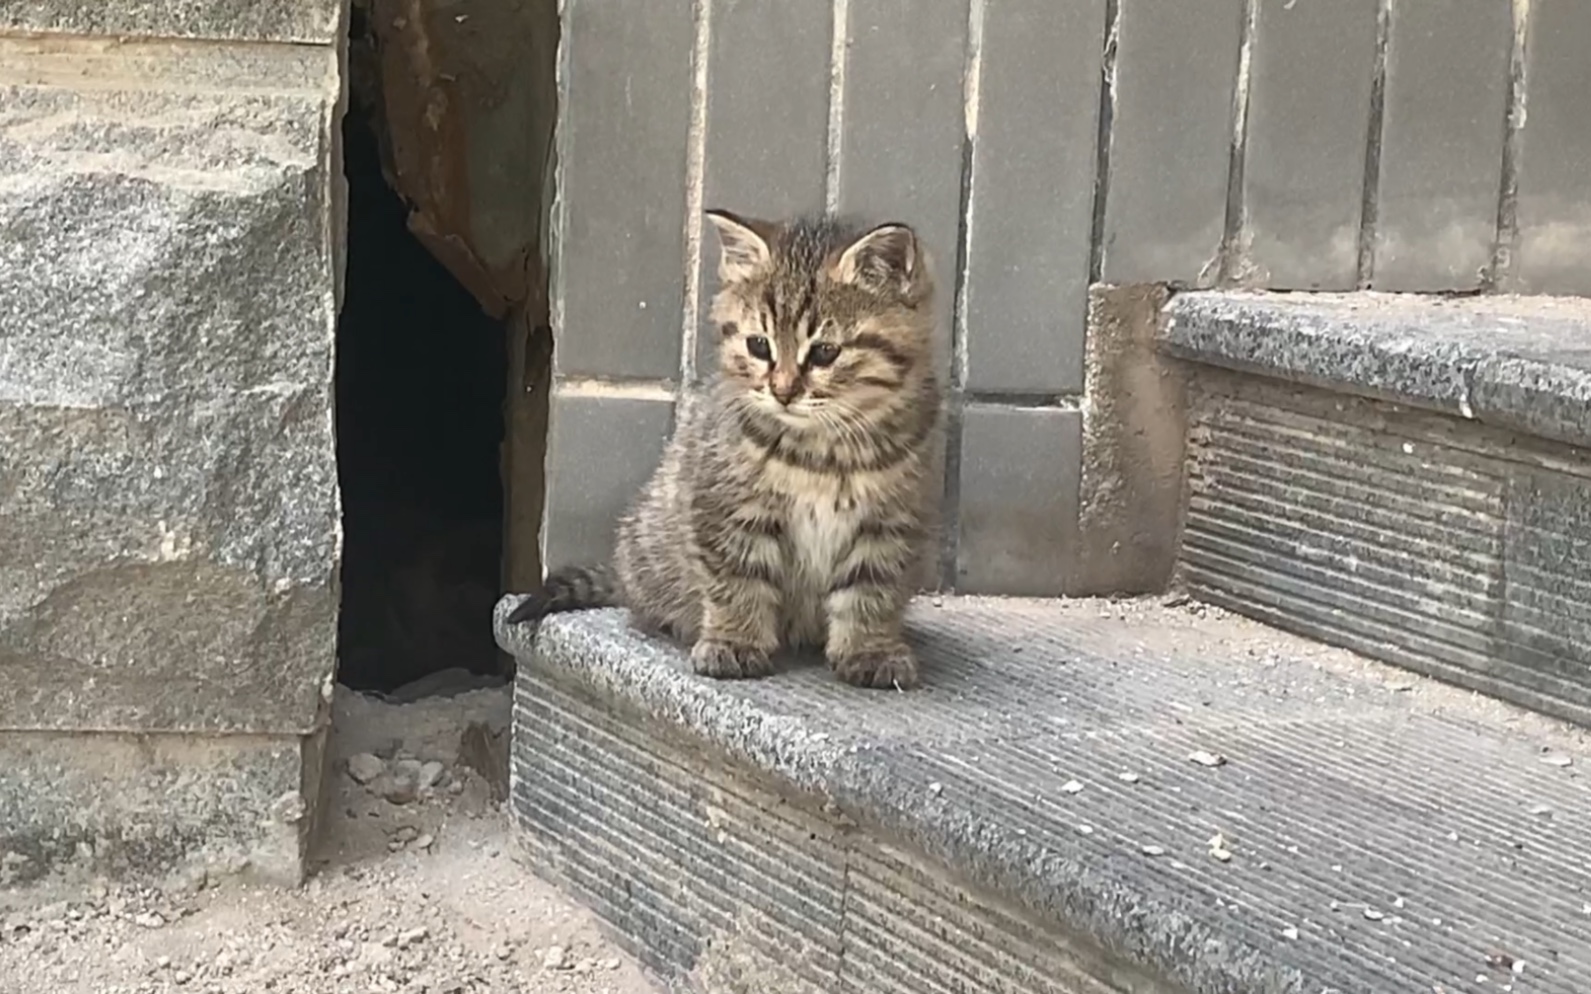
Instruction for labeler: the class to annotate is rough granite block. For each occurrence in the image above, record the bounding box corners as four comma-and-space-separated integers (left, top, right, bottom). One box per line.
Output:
0, 39, 340, 736
0, 0, 341, 43
1162, 290, 1591, 450
1101, 0, 1243, 286
835, 0, 969, 371
1373, 1, 1510, 292
694, 0, 832, 379
540, 387, 675, 574
497, 596, 1591, 994
0, 727, 323, 888
961, 0, 1104, 395
1181, 369, 1591, 726
553, 0, 694, 381
1511, 1, 1591, 296
1240, 0, 1377, 290
955, 403, 1081, 596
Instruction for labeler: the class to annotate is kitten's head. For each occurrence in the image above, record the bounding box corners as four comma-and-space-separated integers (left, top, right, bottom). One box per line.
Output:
705, 210, 935, 427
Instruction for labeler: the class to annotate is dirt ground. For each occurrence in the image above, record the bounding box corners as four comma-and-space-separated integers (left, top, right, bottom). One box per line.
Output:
0, 684, 665, 994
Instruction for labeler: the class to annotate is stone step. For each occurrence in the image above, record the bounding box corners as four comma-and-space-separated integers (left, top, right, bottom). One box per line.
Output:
495, 595, 1591, 994
1163, 291, 1591, 728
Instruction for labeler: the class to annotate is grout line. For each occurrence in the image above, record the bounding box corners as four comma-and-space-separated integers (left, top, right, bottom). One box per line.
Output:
937, 0, 986, 593
1086, 0, 1120, 285
1217, 0, 1257, 286
679, 0, 712, 385
1355, 0, 1392, 290
1488, 0, 1532, 293
554, 378, 679, 401
824, 0, 850, 215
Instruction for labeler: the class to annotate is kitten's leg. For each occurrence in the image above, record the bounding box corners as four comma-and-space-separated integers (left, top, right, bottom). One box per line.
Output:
689, 523, 782, 680
825, 522, 920, 690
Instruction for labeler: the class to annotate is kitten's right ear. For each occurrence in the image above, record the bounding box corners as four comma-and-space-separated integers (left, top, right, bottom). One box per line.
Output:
705, 209, 773, 284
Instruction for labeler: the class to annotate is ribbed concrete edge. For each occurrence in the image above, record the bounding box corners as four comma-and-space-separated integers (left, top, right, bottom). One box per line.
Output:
497, 598, 1301, 994
1161, 290, 1591, 450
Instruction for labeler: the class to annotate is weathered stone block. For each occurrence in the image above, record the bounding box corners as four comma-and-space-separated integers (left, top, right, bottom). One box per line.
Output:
0, 38, 341, 739
0, 0, 342, 44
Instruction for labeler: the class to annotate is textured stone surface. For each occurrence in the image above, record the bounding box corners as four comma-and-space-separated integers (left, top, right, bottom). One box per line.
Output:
1101, 0, 1243, 286
961, 0, 1103, 395
553, 0, 693, 381
1162, 290, 1591, 448
0, 728, 320, 887
500, 596, 1591, 994
1182, 369, 1591, 727
1240, 0, 1376, 290
540, 388, 674, 573
954, 404, 1080, 596
1511, 1, 1591, 296
0, 0, 341, 43
1373, 0, 1510, 292
0, 39, 341, 735
1071, 285, 1185, 596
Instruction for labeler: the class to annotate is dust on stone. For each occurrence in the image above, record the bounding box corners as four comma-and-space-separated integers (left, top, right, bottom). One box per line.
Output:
0, 686, 661, 994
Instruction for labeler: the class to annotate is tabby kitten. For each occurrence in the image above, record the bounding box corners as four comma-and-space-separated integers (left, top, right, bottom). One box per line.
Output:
509, 209, 942, 689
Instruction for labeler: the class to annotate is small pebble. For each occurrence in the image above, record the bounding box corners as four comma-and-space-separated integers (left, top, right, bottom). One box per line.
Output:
604, 958, 622, 971
155, 956, 171, 970
346, 753, 386, 784
412, 833, 435, 851
418, 761, 446, 790
1060, 780, 1084, 795
1540, 752, 1573, 768
1188, 750, 1227, 768
133, 912, 164, 929
543, 945, 569, 970
397, 926, 428, 948
1281, 926, 1299, 941
1363, 908, 1385, 921
1141, 844, 1165, 857
1117, 772, 1140, 784
928, 782, 944, 796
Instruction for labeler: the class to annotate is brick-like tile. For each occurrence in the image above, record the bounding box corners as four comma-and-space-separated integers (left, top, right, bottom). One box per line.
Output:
1241, 0, 1377, 290
555, 0, 694, 380
955, 404, 1081, 596
836, 0, 970, 370
541, 387, 675, 572
1511, 2, 1591, 295
1101, 0, 1243, 286
962, 0, 1104, 395
1373, 2, 1510, 292
695, 0, 833, 379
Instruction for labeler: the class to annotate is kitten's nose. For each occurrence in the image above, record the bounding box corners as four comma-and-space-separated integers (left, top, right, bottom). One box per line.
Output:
770, 368, 803, 405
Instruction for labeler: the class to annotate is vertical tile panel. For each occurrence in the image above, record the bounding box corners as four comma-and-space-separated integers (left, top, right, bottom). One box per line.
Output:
695, 0, 833, 379
1101, 0, 1243, 286
962, 0, 1105, 396
555, 0, 694, 380
835, 0, 970, 368
1512, 2, 1591, 296
541, 390, 675, 571
1242, 0, 1377, 290
955, 404, 1082, 596
1374, 2, 1510, 292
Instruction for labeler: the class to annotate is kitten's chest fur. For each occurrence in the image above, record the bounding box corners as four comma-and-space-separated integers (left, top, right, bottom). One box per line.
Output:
785, 488, 859, 584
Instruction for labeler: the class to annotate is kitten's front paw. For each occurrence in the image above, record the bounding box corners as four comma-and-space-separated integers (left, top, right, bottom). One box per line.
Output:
690, 639, 774, 680
830, 643, 919, 690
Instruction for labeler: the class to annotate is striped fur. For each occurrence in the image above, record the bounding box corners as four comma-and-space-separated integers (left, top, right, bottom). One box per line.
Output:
515, 211, 942, 689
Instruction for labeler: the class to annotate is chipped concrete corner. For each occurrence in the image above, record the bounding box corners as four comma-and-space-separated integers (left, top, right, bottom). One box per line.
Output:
1068, 284, 1190, 596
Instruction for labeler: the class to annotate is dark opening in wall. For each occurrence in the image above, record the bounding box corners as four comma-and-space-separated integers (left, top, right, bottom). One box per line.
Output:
334, 100, 508, 695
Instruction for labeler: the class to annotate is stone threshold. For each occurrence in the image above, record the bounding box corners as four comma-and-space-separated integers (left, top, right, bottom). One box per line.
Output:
1160, 289, 1591, 451
496, 595, 1591, 994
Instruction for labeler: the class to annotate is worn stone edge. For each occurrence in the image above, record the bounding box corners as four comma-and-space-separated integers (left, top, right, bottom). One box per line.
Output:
494, 596, 1304, 994
1159, 291, 1591, 451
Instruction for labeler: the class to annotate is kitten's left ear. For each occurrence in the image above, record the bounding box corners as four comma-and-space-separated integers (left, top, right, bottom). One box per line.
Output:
705, 209, 774, 284
832, 222, 919, 294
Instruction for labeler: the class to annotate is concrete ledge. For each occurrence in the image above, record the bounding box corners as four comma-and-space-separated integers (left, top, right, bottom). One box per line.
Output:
497, 596, 1591, 994
1162, 290, 1591, 450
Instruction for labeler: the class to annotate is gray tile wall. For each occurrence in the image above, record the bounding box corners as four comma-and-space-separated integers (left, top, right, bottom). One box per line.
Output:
544, 0, 1591, 598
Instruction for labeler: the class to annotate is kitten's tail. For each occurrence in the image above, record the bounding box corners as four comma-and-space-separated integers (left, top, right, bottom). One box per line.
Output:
505, 564, 621, 625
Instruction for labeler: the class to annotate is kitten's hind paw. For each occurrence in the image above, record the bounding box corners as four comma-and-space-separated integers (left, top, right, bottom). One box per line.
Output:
830, 644, 919, 690
690, 640, 774, 680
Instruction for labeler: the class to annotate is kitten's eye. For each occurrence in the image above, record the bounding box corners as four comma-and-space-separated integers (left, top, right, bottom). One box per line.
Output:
745, 335, 772, 361
806, 342, 841, 368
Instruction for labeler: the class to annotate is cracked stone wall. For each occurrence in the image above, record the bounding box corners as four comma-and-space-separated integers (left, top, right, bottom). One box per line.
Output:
0, 8, 346, 885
